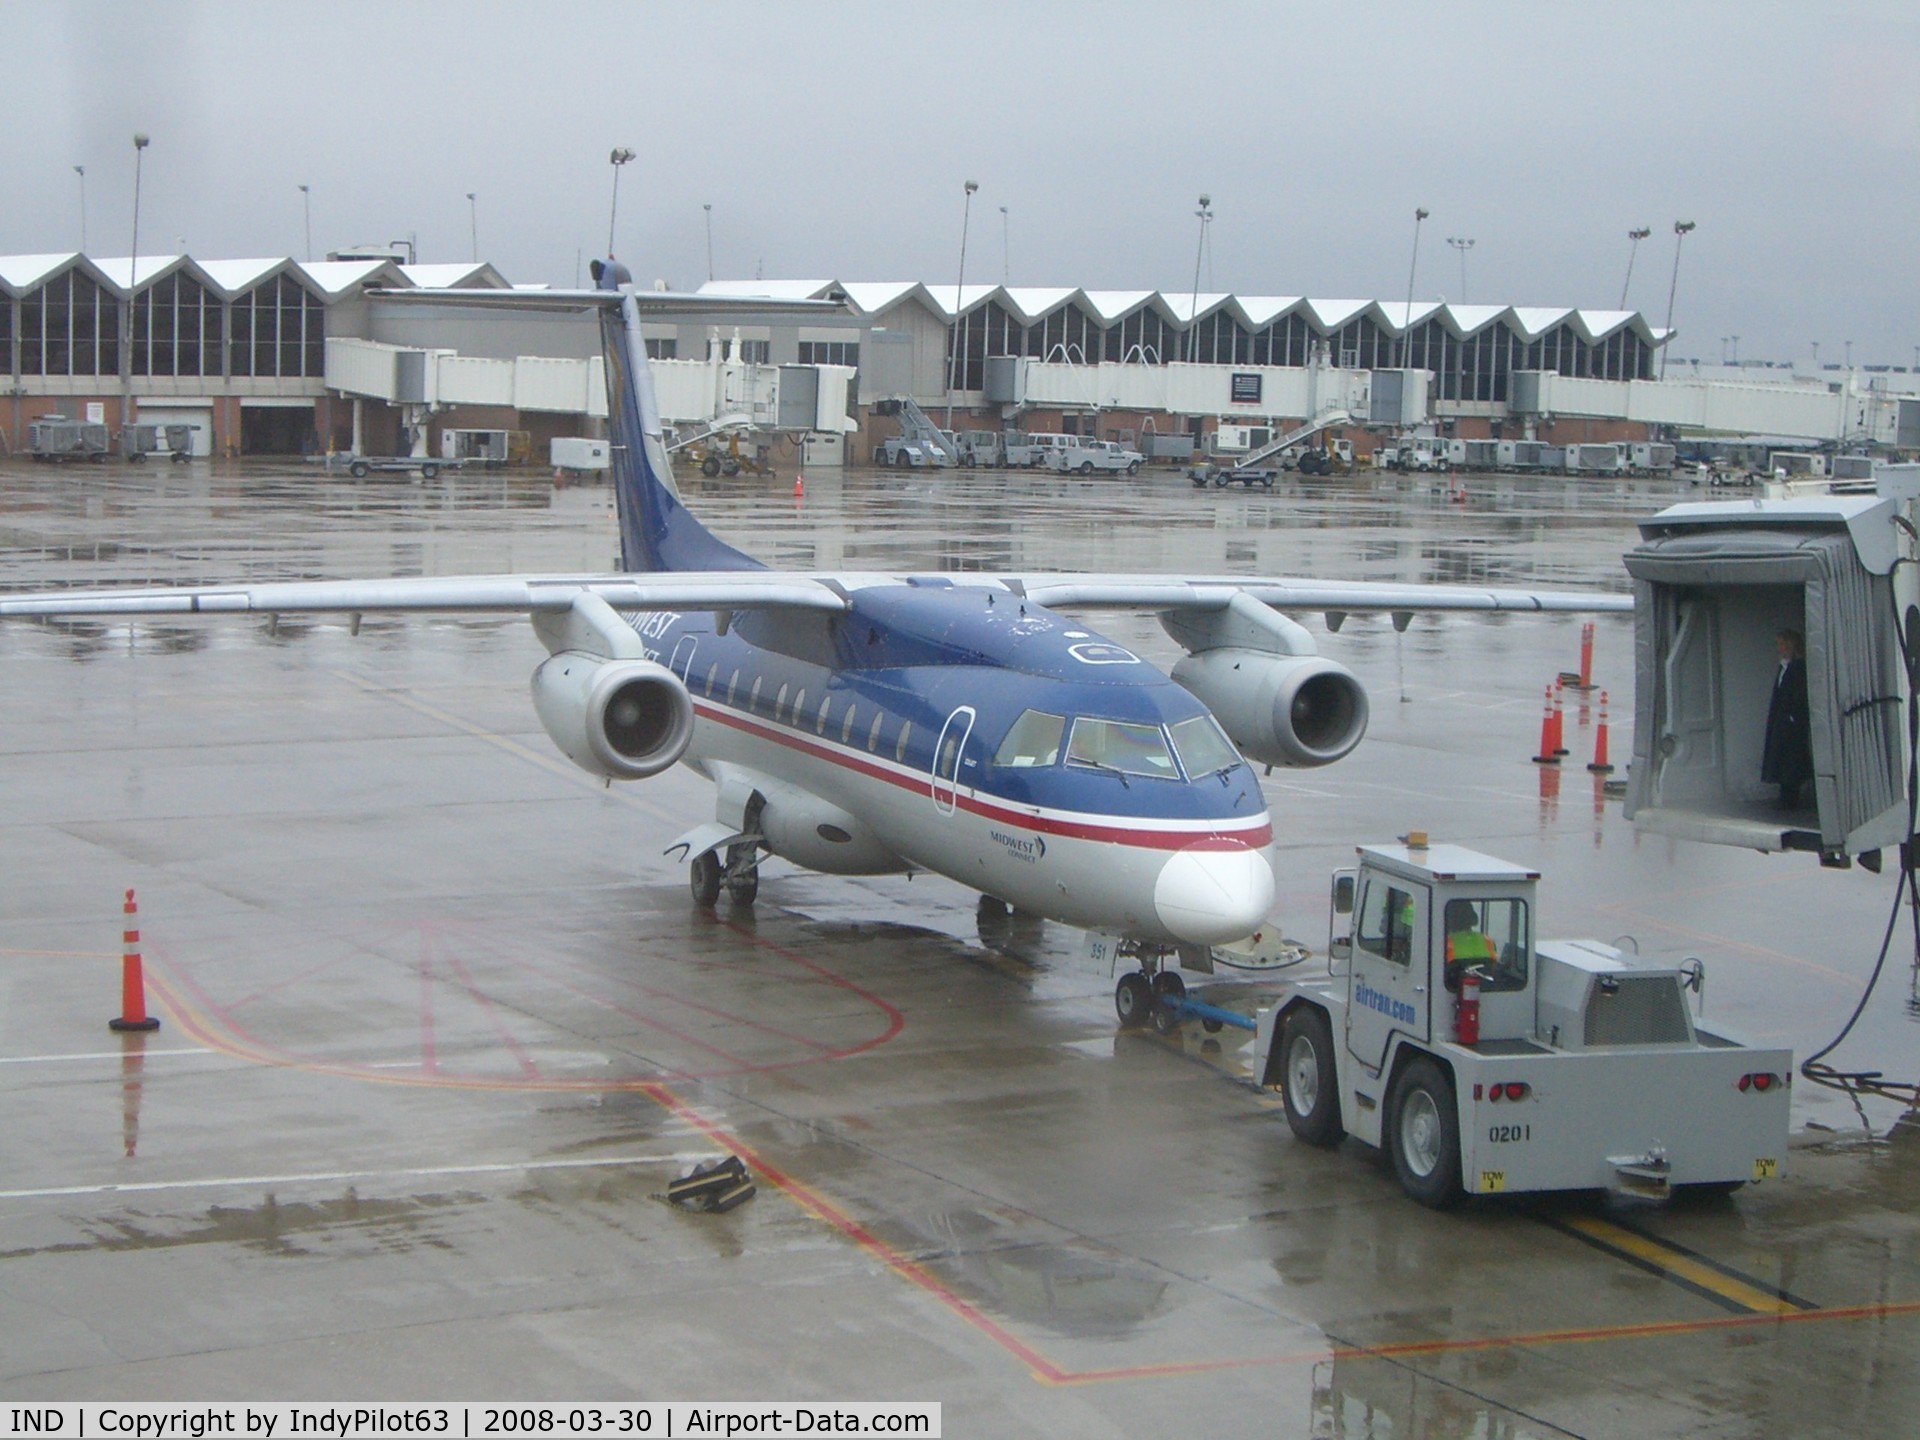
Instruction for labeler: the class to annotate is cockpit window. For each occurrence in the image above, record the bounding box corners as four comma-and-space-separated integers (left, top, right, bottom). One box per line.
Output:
1066, 718, 1178, 780
993, 709, 1066, 768
1169, 714, 1241, 778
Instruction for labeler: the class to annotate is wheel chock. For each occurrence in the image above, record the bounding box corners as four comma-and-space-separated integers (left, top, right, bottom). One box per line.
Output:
707, 1177, 757, 1213
666, 1155, 747, 1207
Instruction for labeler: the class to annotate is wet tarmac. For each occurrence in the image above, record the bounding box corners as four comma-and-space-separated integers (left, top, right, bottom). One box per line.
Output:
1, 458, 1917, 1435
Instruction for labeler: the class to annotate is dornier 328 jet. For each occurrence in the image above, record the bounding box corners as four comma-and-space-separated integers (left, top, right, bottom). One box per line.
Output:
0, 286, 1630, 1025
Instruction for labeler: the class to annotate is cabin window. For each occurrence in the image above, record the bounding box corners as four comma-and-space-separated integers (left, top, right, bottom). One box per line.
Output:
1441, 896, 1530, 994
842, 705, 858, 744
776, 683, 790, 720
1357, 881, 1417, 967
1066, 718, 1178, 780
727, 669, 740, 706
817, 695, 832, 734
993, 709, 1066, 768
704, 661, 719, 696
867, 711, 884, 752
1169, 714, 1241, 778
895, 719, 913, 763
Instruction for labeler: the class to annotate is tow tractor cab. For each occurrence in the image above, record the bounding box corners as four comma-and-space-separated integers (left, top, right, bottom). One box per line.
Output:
1253, 837, 1792, 1209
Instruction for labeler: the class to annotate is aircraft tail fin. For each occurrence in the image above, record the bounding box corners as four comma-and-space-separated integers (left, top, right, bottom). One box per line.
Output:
601, 295, 761, 574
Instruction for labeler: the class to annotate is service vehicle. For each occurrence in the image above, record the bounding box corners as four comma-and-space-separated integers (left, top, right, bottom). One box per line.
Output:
956, 430, 1008, 468
316, 452, 454, 479
1004, 431, 1075, 468
1249, 837, 1791, 1207
1045, 439, 1144, 475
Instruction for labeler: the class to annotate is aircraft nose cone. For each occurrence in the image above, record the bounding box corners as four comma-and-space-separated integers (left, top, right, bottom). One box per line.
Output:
1154, 842, 1275, 945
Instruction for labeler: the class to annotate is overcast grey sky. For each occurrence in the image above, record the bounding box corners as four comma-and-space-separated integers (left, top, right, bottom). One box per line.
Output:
7, 0, 1916, 365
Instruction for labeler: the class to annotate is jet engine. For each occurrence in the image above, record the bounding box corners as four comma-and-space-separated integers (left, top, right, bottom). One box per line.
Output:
1171, 649, 1369, 768
530, 653, 695, 781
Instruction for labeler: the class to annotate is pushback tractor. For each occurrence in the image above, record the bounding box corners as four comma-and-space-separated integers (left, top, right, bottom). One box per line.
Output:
1251, 838, 1792, 1208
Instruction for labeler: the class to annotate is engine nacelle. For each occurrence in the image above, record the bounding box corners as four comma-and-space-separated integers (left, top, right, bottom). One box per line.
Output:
1171, 648, 1369, 768
531, 653, 694, 781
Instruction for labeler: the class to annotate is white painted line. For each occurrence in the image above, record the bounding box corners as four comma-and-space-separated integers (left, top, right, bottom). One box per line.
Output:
0, 1153, 695, 1202
0, 1047, 214, 1065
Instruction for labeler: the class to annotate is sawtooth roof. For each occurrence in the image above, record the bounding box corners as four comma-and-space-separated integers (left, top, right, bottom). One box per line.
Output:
698, 279, 1667, 345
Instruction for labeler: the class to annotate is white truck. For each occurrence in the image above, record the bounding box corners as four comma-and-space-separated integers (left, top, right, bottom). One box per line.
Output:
1250, 839, 1791, 1208
1046, 439, 1144, 475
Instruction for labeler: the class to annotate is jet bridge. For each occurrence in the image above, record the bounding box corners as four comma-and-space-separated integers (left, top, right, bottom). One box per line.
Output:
1622, 481, 1918, 862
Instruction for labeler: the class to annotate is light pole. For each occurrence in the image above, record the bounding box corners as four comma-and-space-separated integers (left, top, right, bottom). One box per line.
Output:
1620, 226, 1650, 309
467, 192, 478, 262
1447, 236, 1474, 303
1730, 334, 1739, 365
607, 147, 635, 256
74, 165, 87, 251
1187, 193, 1211, 363
703, 203, 713, 281
299, 184, 311, 262
999, 205, 1009, 285
945, 179, 979, 431
1400, 207, 1428, 367
1659, 219, 1694, 379
1811, 341, 1820, 370
129, 133, 150, 283
1845, 339, 1853, 370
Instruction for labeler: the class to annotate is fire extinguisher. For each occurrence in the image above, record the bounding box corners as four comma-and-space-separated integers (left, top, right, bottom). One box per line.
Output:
1455, 969, 1482, 1046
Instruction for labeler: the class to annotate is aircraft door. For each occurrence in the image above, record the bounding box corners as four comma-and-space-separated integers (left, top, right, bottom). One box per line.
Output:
930, 706, 977, 816
1343, 873, 1431, 1075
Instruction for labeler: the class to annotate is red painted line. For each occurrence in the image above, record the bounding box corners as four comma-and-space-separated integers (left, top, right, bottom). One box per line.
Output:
694, 701, 1273, 850
640, 1081, 1069, 1384
439, 946, 544, 1081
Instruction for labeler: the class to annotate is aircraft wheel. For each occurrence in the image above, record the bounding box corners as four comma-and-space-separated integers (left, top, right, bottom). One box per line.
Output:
1151, 971, 1186, 1004
1388, 1056, 1463, 1208
726, 862, 760, 906
690, 851, 721, 907
1114, 971, 1153, 1028
1279, 1007, 1345, 1147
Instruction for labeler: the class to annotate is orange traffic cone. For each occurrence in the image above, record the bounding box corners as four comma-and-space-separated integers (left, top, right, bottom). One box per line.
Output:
1532, 685, 1559, 765
110, 888, 161, 1032
793, 474, 805, 499
1550, 678, 1569, 756
1587, 690, 1615, 773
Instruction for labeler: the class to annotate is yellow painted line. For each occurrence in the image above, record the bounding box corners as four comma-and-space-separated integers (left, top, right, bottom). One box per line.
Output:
1555, 1213, 1811, 1315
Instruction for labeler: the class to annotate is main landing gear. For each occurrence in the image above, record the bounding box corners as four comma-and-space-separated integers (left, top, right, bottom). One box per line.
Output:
691, 842, 761, 908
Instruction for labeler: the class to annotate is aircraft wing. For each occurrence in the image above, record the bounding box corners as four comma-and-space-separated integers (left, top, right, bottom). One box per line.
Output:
995, 573, 1633, 617
0, 569, 1630, 621
0, 572, 855, 619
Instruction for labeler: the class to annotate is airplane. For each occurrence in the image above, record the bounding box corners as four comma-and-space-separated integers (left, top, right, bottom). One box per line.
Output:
0, 285, 1632, 1027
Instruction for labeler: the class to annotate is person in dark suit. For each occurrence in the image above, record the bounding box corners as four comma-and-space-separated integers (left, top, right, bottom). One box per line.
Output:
1762, 628, 1812, 809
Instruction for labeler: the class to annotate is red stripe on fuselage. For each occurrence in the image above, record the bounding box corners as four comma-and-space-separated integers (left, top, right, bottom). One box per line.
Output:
691, 699, 1273, 851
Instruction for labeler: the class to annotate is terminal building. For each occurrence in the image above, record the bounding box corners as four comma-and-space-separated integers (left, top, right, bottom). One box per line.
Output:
2, 250, 1914, 463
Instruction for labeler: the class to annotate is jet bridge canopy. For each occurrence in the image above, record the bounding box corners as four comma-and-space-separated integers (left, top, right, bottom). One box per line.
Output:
1622, 497, 1909, 858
